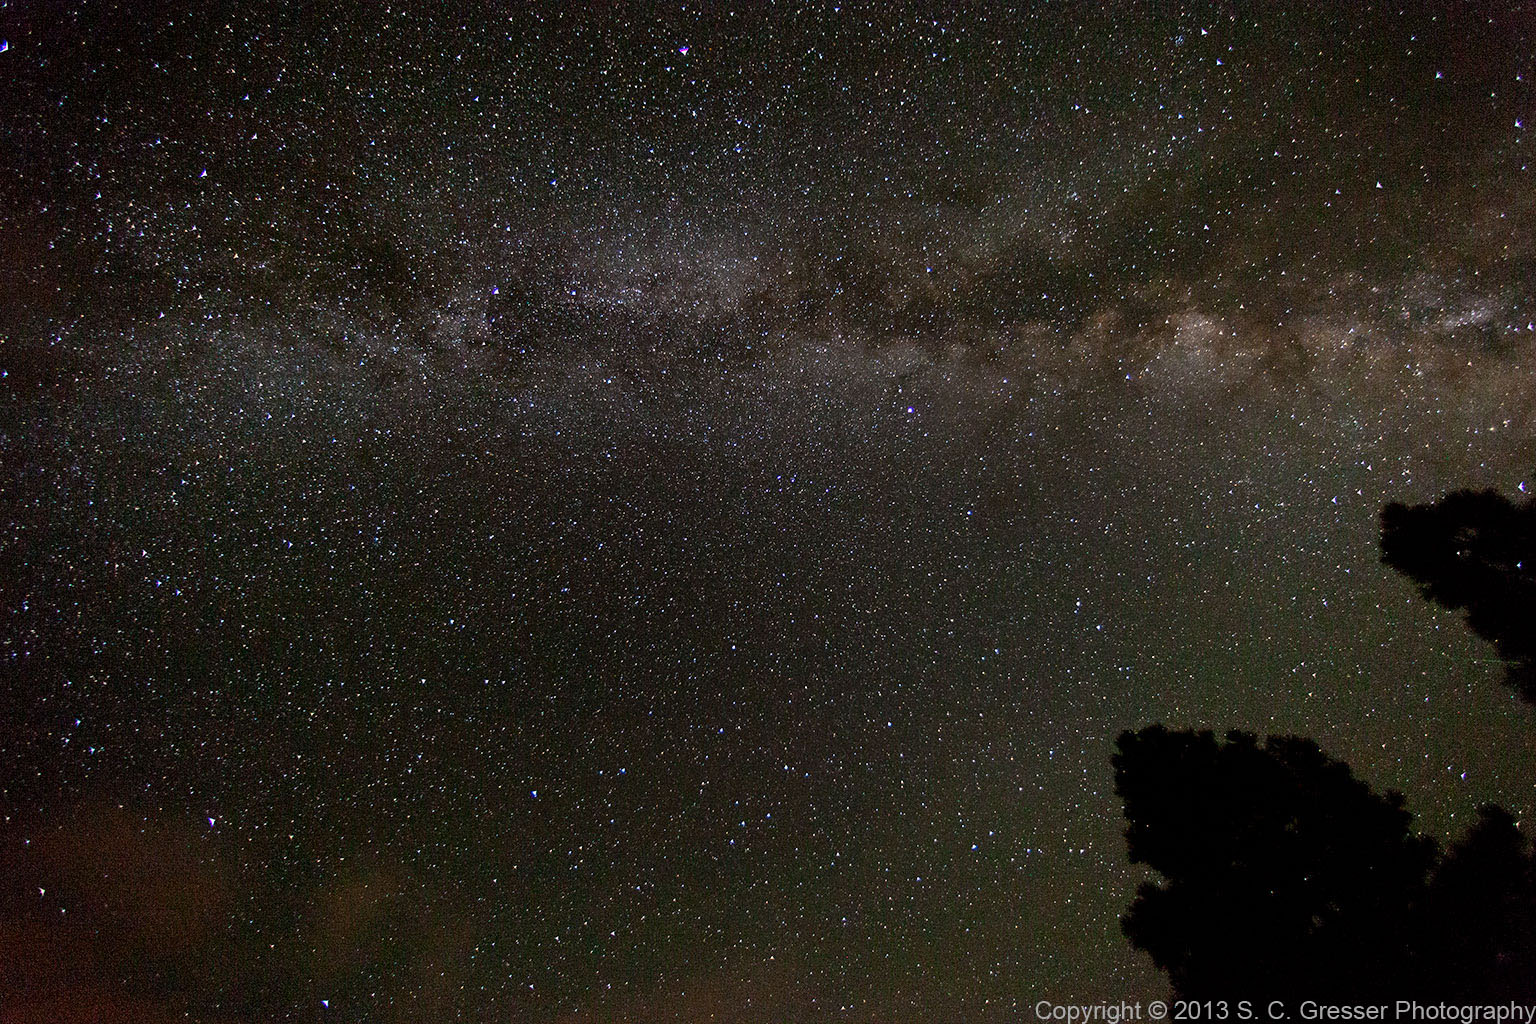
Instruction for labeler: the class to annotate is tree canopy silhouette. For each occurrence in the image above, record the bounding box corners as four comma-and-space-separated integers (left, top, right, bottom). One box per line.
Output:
1381, 487, 1536, 701
1114, 728, 1536, 1001
1114, 483, 1536, 1000
1114, 726, 1431, 1000
1413, 805, 1536, 1001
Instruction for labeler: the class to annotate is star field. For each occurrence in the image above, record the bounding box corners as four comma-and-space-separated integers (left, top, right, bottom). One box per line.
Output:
2, 3, 1536, 1021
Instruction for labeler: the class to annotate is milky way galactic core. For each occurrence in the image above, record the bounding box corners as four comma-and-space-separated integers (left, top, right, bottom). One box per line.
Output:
2, 3, 1535, 1021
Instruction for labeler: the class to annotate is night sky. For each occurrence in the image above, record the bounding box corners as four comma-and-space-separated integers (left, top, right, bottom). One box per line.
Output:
3, 2, 1536, 1021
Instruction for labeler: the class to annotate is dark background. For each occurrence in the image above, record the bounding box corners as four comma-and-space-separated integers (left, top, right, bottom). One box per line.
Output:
3, 2, 1536, 1020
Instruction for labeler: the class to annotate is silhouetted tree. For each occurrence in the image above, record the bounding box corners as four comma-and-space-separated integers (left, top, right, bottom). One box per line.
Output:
1115, 729, 1536, 1001
1381, 488, 1536, 700
1113, 726, 1432, 1000
1413, 804, 1536, 1001
1114, 483, 1536, 1000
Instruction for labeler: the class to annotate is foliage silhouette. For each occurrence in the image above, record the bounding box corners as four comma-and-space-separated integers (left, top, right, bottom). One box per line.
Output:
1115, 484, 1536, 1000
1381, 488, 1536, 701
1115, 729, 1536, 1001
1114, 727, 1431, 1000
1413, 805, 1536, 1001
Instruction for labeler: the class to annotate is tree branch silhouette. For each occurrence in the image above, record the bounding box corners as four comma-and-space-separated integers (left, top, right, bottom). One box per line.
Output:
1113, 483, 1536, 1000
